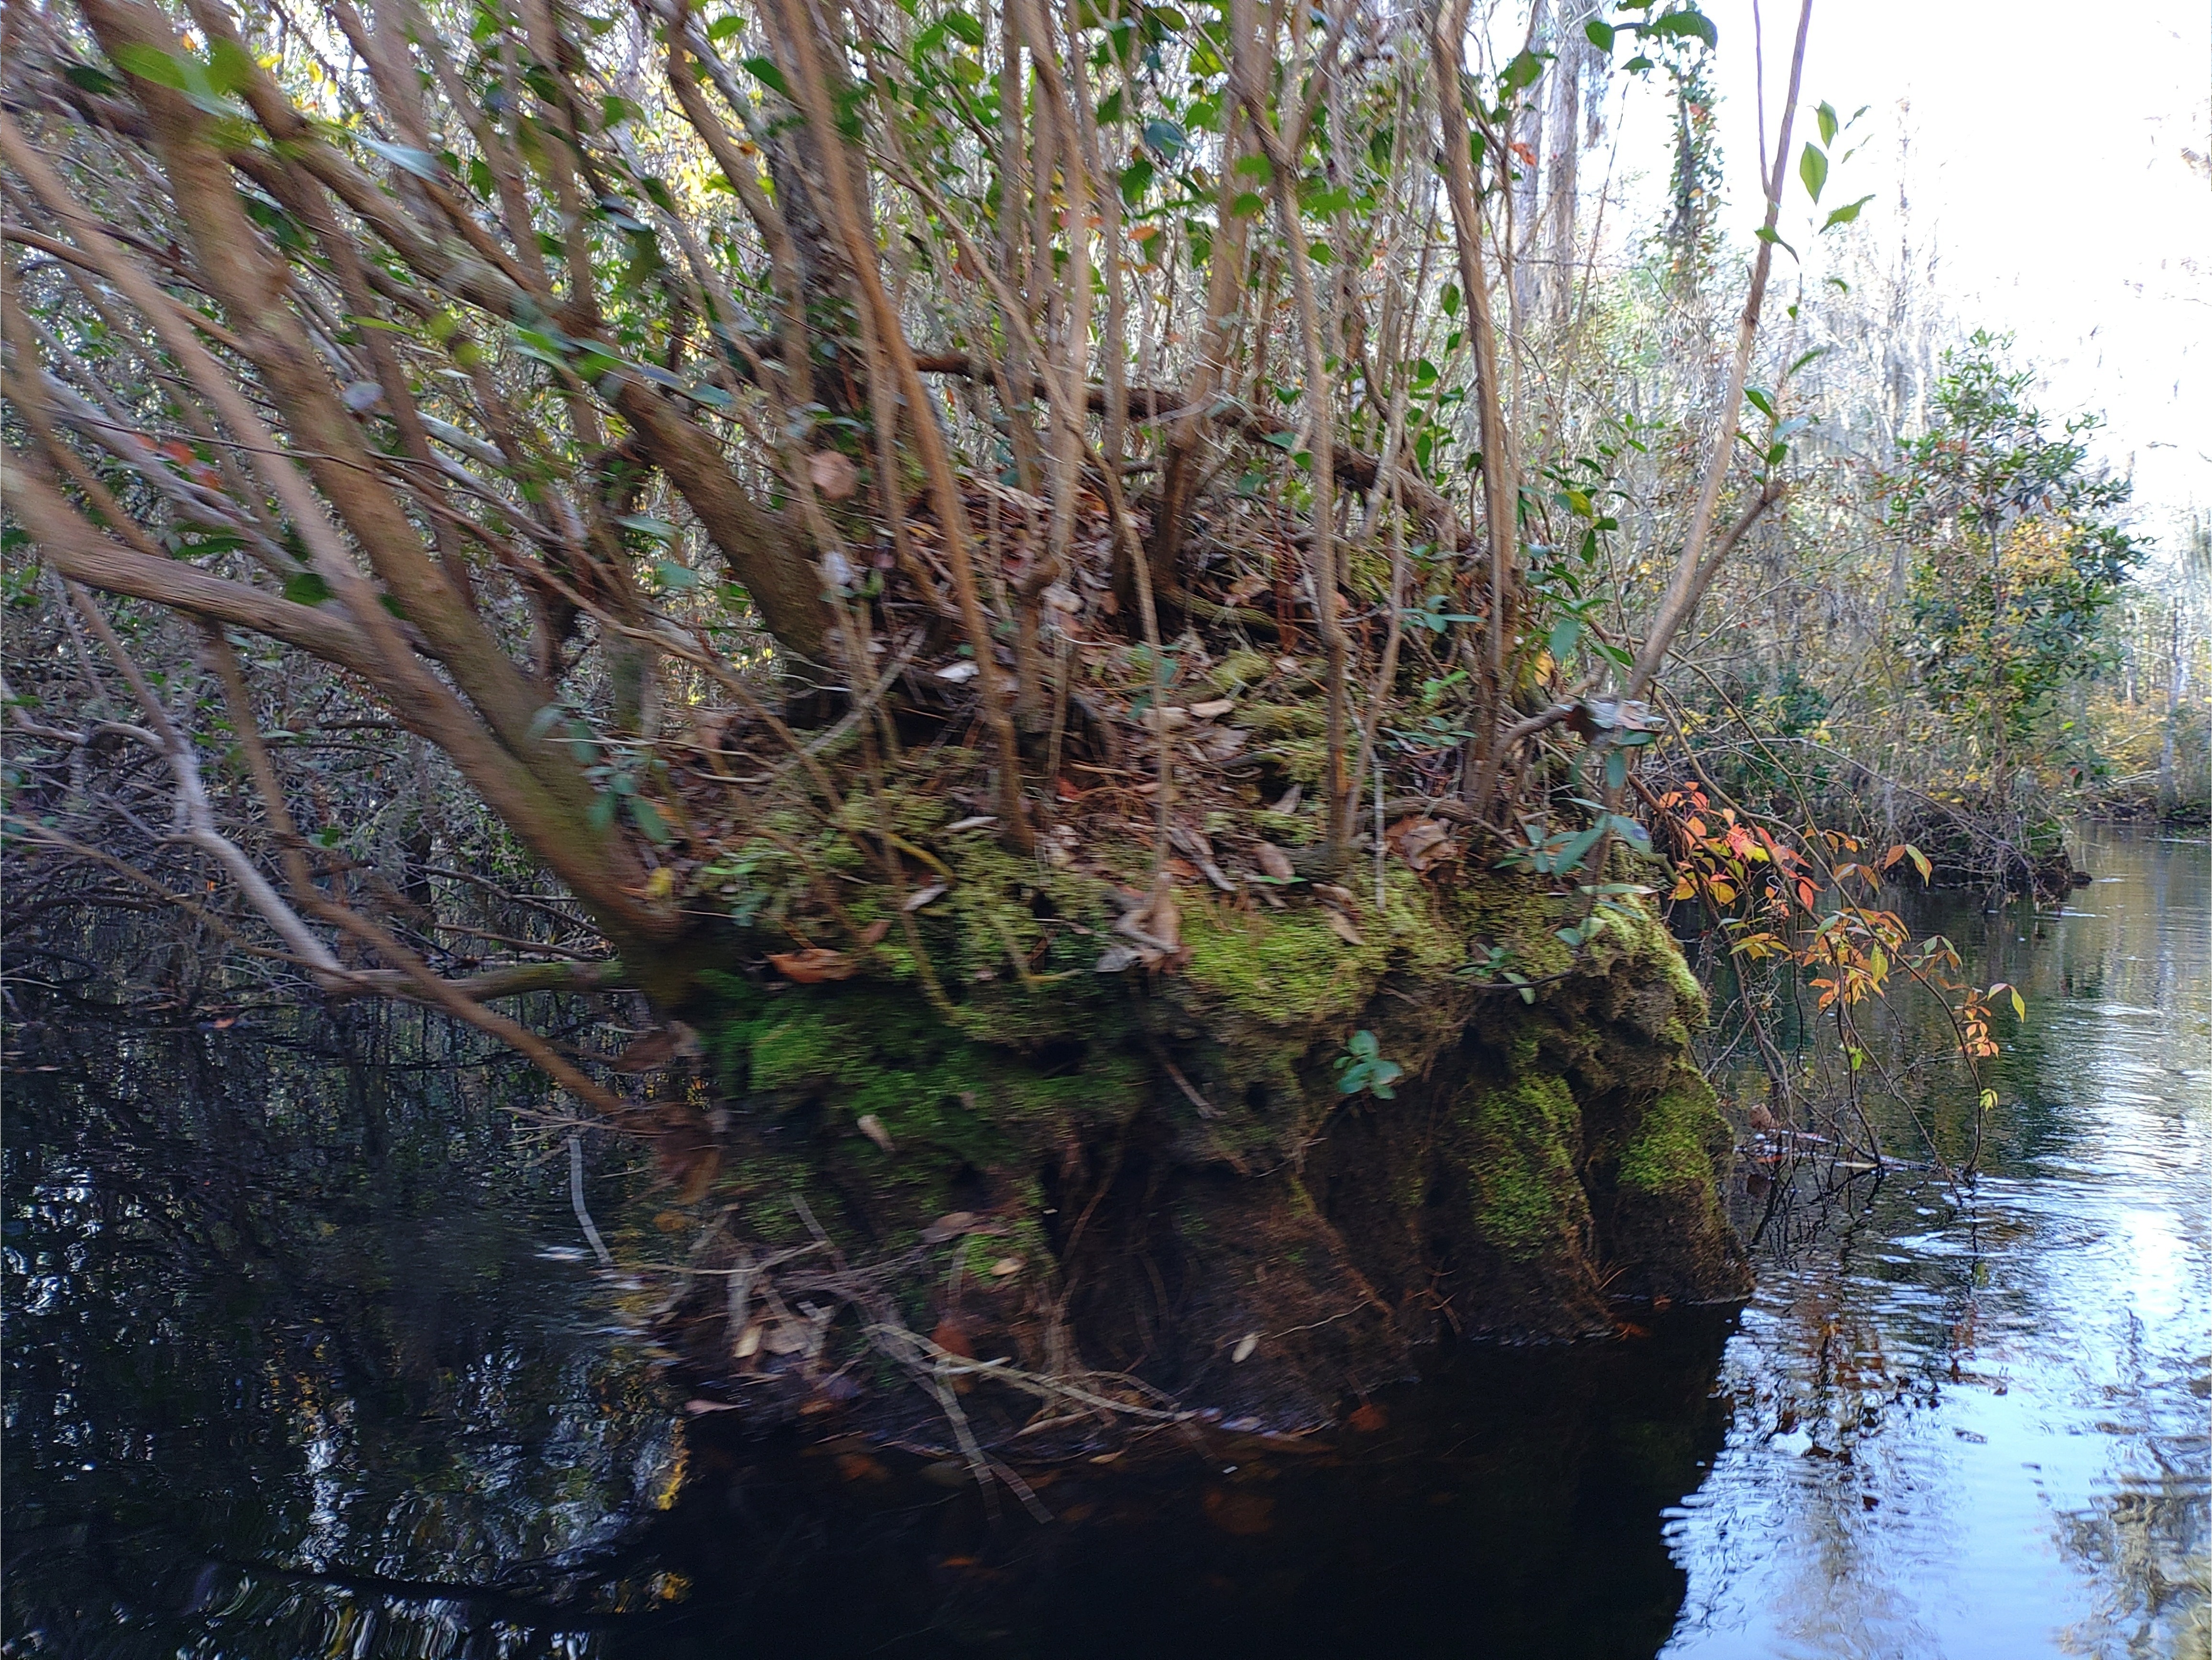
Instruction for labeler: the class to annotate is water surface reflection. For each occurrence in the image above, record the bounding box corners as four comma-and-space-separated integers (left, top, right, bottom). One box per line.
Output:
4, 829, 2205, 1658
1663, 826, 2211, 1660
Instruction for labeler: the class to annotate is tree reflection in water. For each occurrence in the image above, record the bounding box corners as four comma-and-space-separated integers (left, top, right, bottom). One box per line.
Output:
5, 995, 1734, 1660
10, 825, 2199, 1659
4, 1002, 683, 1655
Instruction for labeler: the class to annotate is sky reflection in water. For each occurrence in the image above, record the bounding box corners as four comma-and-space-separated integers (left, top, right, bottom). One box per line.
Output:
1661, 826, 2211, 1660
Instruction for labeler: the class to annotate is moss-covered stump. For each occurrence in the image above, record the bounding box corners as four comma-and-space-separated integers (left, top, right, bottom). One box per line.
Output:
666, 819, 1748, 1432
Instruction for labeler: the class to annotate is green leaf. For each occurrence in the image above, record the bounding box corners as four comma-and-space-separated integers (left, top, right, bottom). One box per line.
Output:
1547, 615, 1582, 662
1646, 9, 1717, 48
1143, 118, 1188, 159
1605, 812, 1652, 852
1753, 225, 1798, 259
1553, 823, 1606, 872
629, 796, 673, 844
617, 513, 679, 542
1816, 100, 1839, 147
1821, 194, 1874, 231
172, 531, 247, 558
1798, 142, 1828, 203
281, 571, 332, 606
942, 8, 986, 44
1439, 283, 1460, 318
1500, 49, 1546, 93
705, 14, 745, 39
63, 63, 121, 95
1584, 19, 1615, 49
206, 36, 257, 93
741, 55, 790, 97
654, 558, 700, 589
1119, 156, 1155, 203
109, 42, 190, 91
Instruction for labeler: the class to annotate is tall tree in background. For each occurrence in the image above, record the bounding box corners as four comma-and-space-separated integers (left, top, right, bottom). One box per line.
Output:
1892, 333, 2143, 818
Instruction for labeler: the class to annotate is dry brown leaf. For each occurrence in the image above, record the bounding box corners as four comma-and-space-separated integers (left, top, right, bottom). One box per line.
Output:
920, 1210, 980, 1244
1202, 727, 1249, 762
902, 881, 949, 910
1325, 910, 1365, 947
1188, 697, 1236, 720
807, 449, 858, 499
856, 917, 892, 947
989, 1256, 1024, 1277
1256, 842, 1297, 882
856, 1112, 895, 1154
768, 948, 856, 983
1387, 816, 1458, 873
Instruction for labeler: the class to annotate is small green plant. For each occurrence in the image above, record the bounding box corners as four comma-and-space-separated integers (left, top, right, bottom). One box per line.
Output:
1335, 1030, 1403, 1099
1458, 942, 1537, 1003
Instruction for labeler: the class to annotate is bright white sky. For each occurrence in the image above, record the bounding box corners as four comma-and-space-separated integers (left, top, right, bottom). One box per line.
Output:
1607, 0, 2212, 554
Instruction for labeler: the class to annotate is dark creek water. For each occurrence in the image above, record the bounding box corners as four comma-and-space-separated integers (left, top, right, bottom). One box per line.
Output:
5, 828, 2207, 1659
